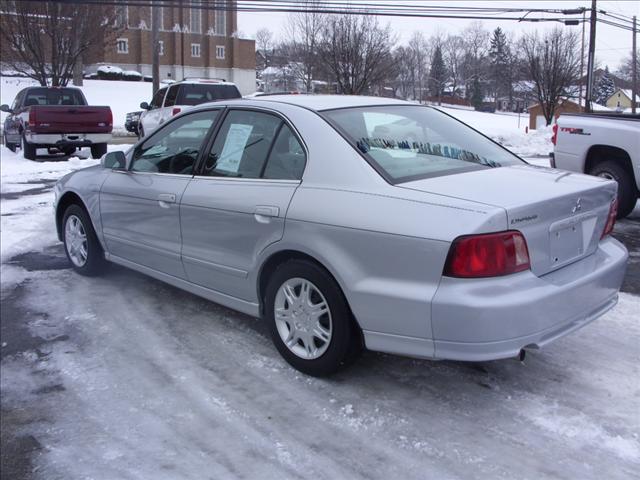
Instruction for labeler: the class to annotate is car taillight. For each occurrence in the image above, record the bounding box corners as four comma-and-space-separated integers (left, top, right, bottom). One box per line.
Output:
172, 107, 181, 116
107, 109, 113, 127
551, 123, 558, 145
601, 197, 618, 239
444, 231, 531, 278
28, 108, 36, 127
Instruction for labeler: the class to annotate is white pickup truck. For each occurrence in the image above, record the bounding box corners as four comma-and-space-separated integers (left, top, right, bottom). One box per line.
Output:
552, 113, 640, 218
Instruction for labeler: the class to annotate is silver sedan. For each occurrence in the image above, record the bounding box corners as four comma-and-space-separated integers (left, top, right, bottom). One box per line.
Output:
54, 95, 628, 376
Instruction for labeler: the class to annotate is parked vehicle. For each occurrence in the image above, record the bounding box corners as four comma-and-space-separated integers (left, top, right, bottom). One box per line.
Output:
138, 79, 241, 138
54, 95, 627, 376
1, 87, 112, 160
125, 111, 142, 136
552, 113, 640, 218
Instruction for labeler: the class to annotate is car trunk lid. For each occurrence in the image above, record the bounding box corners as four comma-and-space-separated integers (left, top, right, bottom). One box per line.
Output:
399, 165, 617, 276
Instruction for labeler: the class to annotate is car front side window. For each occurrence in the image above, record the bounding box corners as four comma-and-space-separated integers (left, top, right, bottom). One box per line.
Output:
150, 88, 167, 109
130, 111, 218, 175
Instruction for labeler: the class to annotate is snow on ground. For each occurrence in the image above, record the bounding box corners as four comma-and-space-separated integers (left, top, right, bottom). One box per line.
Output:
1, 76, 152, 134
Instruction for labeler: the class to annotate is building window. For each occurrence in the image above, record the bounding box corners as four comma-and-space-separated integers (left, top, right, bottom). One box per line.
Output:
216, 45, 225, 59
214, 1, 226, 36
158, 40, 164, 56
116, 38, 129, 54
115, 3, 128, 28
191, 43, 201, 58
190, 0, 202, 34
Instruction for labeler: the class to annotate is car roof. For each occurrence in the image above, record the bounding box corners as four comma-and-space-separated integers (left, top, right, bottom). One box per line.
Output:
172, 78, 237, 86
248, 94, 413, 112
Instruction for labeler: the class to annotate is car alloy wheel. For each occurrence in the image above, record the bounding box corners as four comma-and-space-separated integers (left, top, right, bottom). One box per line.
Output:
64, 214, 88, 267
274, 277, 332, 360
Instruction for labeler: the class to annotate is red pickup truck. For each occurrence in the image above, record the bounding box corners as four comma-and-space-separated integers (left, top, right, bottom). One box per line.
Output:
1, 86, 112, 160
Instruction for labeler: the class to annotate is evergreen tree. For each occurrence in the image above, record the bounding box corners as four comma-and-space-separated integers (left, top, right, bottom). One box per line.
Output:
593, 66, 616, 105
471, 76, 483, 110
488, 27, 510, 109
429, 45, 447, 102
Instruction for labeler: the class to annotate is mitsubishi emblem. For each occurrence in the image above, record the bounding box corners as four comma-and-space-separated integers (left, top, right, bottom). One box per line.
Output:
572, 198, 582, 214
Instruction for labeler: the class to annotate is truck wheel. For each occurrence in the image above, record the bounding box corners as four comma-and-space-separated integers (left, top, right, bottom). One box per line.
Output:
590, 161, 637, 219
63, 146, 76, 157
21, 134, 37, 161
90, 143, 107, 159
4, 133, 17, 153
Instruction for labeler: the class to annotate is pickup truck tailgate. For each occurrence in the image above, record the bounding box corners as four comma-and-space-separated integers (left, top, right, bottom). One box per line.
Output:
30, 106, 113, 133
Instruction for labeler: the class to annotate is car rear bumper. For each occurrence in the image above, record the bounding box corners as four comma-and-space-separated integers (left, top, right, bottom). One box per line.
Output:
430, 236, 628, 361
26, 132, 112, 147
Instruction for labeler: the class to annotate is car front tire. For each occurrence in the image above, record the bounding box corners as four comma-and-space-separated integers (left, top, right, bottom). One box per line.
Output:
62, 205, 106, 276
264, 259, 359, 376
4, 133, 17, 152
590, 160, 637, 219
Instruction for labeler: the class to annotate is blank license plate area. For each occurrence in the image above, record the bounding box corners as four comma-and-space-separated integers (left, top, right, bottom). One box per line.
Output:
549, 222, 583, 266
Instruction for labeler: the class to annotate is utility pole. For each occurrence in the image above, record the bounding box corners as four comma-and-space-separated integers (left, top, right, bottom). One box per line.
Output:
633, 15, 637, 115
579, 10, 586, 107
152, 3, 160, 94
585, 0, 597, 113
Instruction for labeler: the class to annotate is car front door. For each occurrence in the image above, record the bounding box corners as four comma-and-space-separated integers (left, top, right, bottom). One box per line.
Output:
141, 87, 167, 134
180, 108, 307, 301
100, 110, 220, 278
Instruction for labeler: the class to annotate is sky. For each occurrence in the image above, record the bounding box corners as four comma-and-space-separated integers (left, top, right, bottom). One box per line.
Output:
238, 0, 640, 70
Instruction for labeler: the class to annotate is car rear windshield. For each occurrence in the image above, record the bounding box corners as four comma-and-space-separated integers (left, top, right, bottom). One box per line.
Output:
323, 105, 524, 183
176, 84, 241, 105
24, 88, 86, 106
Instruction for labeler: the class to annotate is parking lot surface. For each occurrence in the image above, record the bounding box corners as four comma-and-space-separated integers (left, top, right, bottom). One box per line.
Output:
1, 148, 638, 480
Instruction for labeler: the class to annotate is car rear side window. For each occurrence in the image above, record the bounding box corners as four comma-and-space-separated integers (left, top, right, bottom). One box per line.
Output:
176, 84, 241, 105
131, 111, 218, 175
23, 88, 86, 106
324, 105, 523, 183
262, 125, 306, 180
202, 110, 288, 179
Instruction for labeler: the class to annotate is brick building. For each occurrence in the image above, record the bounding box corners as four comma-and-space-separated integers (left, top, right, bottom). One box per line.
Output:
89, 1, 255, 94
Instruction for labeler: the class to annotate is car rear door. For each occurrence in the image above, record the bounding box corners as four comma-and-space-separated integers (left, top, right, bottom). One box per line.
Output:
100, 109, 220, 278
180, 108, 307, 301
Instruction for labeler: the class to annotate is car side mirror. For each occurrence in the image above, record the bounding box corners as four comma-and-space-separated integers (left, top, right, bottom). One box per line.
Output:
140, 101, 150, 110
0, 104, 12, 113
101, 150, 127, 170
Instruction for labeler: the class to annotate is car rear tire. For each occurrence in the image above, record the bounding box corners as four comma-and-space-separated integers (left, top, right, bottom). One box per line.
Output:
62, 204, 107, 276
264, 259, 358, 376
590, 160, 637, 219
90, 143, 107, 159
21, 134, 37, 161
4, 134, 17, 152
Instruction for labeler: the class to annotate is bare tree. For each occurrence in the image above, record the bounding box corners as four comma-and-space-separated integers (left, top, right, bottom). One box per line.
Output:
284, 1, 325, 92
0, 1, 120, 86
443, 34, 465, 97
521, 27, 580, 125
319, 13, 396, 95
407, 32, 429, 101
461, 22, 490, 99
255, 28, 274, 70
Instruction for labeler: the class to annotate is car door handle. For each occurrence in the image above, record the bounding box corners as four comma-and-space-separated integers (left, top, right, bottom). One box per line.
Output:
254, 205, 279, 223
158, 193, 176, 208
